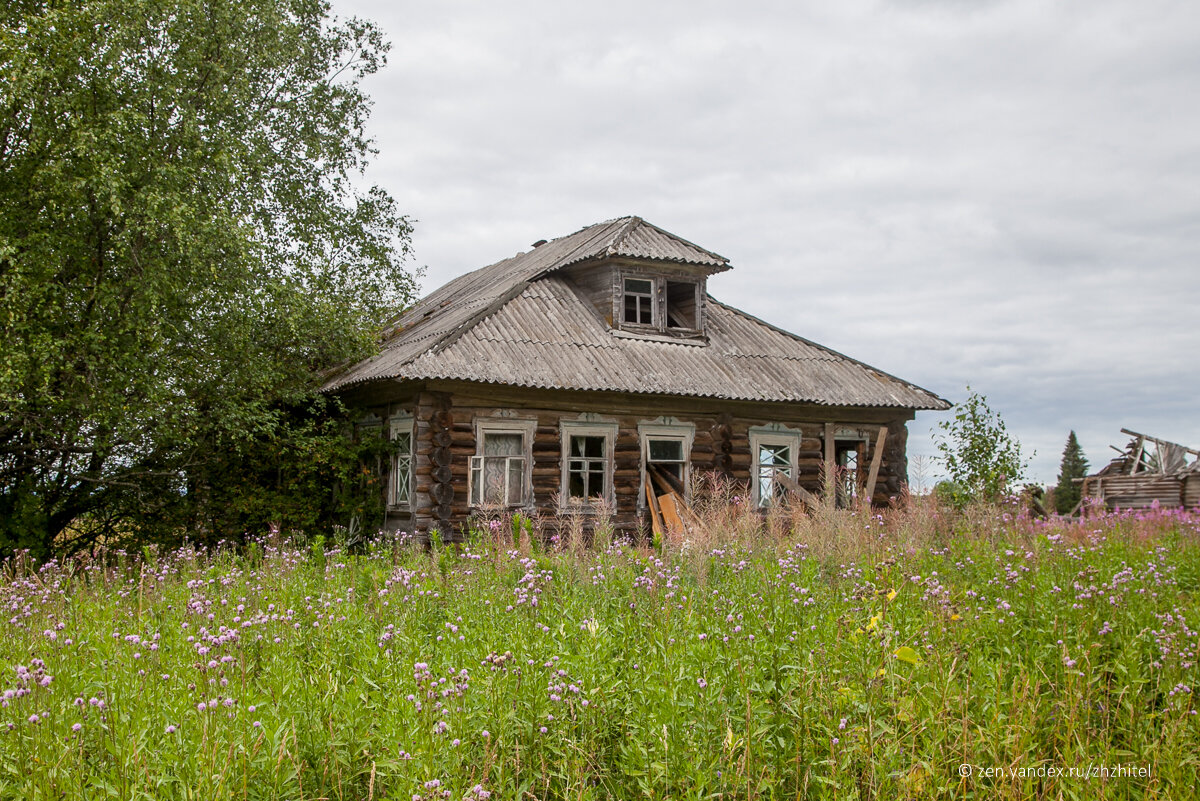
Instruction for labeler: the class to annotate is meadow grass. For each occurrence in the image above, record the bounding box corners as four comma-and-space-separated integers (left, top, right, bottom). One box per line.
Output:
1, 500, 1198, 800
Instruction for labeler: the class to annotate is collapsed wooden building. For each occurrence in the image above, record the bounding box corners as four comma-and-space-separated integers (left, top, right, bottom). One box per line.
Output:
1080, 429, 1200, 511
323, 217, 949, 537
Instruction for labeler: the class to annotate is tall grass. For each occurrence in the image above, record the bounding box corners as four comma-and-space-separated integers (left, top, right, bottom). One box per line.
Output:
1, 499, 1197, 799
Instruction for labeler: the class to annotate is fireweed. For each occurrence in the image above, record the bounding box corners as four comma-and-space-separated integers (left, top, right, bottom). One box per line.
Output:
0, 504, 1198, 799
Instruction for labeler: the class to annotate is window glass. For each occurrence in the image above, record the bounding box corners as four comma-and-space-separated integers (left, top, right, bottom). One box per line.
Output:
472, 430, 528, 506
648, 439, 683, 462
623, 277, 654, 325
647, 437, 686, 484
567, 435, 607, 500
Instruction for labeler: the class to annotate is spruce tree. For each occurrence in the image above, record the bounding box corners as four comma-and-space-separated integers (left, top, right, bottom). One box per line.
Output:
1054, 431, 1090, 514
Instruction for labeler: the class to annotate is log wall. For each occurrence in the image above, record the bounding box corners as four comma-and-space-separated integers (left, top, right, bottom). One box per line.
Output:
353, 381, 914, 540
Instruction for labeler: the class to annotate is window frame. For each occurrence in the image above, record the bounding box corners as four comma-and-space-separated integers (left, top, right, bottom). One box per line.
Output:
388, 412, 414, 510
749, 425, 803, 509
833, 429, 870, 508
469, 417, 537, 509
616, 270, 704, 335
558, 419, 618, 511
638, 419, 696, 508
621, 277, 655, 326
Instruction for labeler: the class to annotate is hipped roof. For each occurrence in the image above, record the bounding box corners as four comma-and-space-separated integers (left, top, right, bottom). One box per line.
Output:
324, 217, 949, 410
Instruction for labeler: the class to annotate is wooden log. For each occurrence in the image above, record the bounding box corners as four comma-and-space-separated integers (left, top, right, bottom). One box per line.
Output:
863, 425, 888, 502
823, 422, 835, 506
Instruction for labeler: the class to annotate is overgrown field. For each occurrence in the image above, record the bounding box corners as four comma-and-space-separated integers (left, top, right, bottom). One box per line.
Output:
2, 504, 1199, 800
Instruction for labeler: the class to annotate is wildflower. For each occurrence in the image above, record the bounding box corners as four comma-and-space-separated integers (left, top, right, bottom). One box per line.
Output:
72, 723, 82, 732
166, 725, 177, 734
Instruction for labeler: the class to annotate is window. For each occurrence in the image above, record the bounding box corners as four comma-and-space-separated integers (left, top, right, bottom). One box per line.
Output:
389, 413, 414, 509
619, 274, 703, 334
835, 440, 865, 507
750, 426, 802, 508
638, 420, 695, 506
623, 278, 654, 325
665, 281, 698, 330
559, 418, 617, 508
470, 419, 535, 507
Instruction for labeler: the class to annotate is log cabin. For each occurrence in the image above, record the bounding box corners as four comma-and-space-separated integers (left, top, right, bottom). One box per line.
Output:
323, 216, 949, 538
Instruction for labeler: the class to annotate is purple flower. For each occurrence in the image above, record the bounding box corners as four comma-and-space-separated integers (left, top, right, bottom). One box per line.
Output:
697, 678, 707, 689
72, 723, 82, 732
166, 725, 177, 734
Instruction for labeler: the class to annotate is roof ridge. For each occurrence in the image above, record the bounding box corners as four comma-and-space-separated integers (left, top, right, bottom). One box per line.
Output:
603, 215, 642, 258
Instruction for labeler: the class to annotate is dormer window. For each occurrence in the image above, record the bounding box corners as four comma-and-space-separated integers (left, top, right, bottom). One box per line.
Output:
665, 281, 698, 329
623, 278, 654, 325
617, 272, 704, 336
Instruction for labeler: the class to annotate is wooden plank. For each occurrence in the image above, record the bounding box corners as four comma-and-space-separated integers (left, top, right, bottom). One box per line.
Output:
775, 471, 818, 508
823, 422, 835, 506
644, 475, 664, 538
658, 492, 685, 534
1120, 429, 1200, 457
863, 425, 888, 502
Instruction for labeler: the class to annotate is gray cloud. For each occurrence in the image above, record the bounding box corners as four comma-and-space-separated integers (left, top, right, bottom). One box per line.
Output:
334, 0, 1200, 483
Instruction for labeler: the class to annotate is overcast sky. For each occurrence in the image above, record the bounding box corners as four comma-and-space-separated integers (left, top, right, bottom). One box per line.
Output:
332, 0, 1199, 486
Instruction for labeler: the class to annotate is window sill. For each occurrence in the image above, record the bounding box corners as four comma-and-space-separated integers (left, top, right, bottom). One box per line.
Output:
612, 328, 707, 346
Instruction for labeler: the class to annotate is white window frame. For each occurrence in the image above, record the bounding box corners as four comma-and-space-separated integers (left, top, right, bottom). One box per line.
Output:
749, 424, 803, 508
388, 412, 414, 510
559, 419, 618, 510
469, 417, 537, 509
638, 419, 696, 508
621, 276, 656, 327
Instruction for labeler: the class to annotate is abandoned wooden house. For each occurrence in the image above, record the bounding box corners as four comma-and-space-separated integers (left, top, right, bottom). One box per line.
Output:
1080, 429, 1200, 512
323, 216, 949, 537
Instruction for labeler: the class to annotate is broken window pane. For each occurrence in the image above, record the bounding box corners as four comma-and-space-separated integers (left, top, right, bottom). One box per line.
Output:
666, 281, 697, 329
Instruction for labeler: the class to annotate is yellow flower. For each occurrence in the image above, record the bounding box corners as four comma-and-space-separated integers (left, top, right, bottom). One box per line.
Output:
886, 589, 898, 602
866, 614, 881, 632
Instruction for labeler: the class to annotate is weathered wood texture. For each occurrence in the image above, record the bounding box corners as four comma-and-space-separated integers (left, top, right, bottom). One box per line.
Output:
1083, 474, 1189, 510
366, 382, 912, 540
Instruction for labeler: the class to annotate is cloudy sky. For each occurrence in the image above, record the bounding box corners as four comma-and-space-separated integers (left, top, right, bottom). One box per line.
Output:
332, 0, 1199, 486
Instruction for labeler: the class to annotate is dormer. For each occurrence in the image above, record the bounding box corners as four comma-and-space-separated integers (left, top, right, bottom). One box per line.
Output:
557, 216, 730, 342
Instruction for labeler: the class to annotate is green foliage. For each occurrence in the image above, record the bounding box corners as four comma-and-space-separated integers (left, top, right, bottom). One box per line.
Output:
0, 0, 416, 555
2, 509, 1198, 799
934, 388, 1029, 502
1055, 430, 1090, 515
933, 479, 970, 511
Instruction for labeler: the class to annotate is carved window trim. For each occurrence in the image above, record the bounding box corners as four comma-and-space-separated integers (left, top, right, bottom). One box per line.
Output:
749, 424, 803, 508
637, 419, 696, 508
388, 412, 414, 510
469, 417, 537, 509
558, 419, 618, 512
